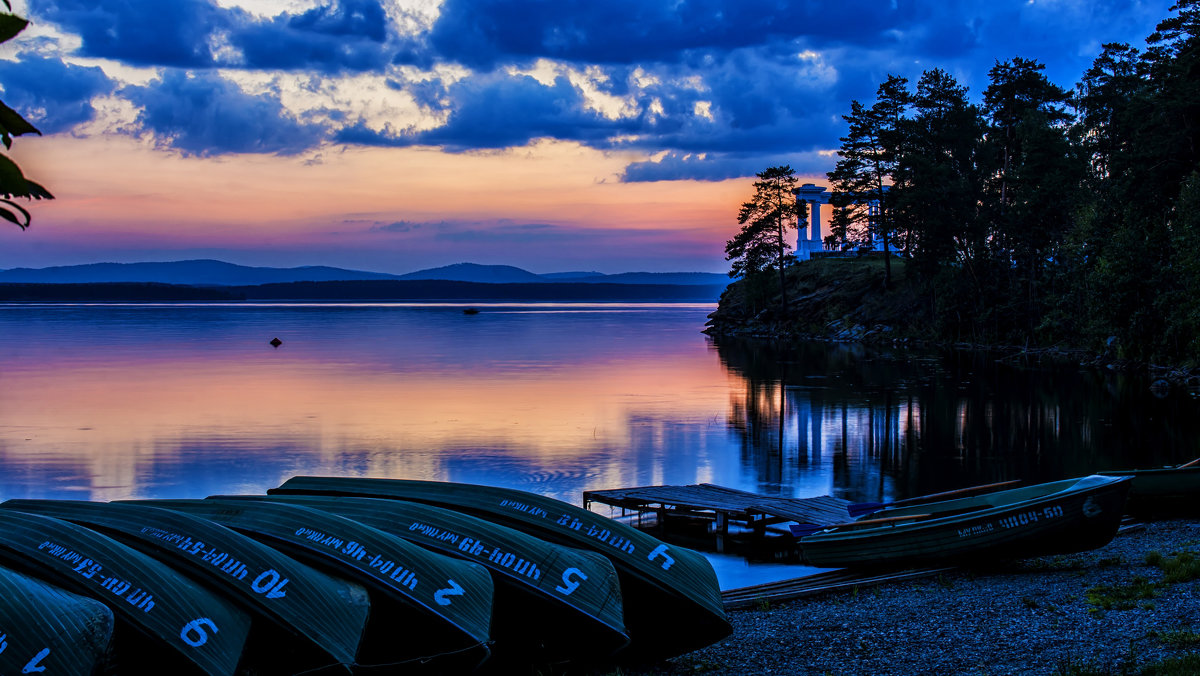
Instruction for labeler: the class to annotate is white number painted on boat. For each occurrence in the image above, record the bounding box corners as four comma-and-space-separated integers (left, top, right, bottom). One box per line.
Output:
998, 504, 1064, 530
0, 631, 5, 654
180, 618, 218, 647
554, 513, 637, 555
555, 567, 587, 596
36, 541, 158, 612
434, 579, 464, 606
250, 569, 289, 599
648, 544, 675, 570
957, 523, 996, 538
22, 647, 49, 673
292, 529, 420, 591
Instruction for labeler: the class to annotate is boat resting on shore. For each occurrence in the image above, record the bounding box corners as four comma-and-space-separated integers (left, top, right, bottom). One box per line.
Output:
221, 493, 630, 663
0, 509, 251, 675
1099, 457, 1200, 517
270, 476, 732, 660
792, 474, 1132, 568
132, 497, 494, 672
0, 563, 114, 676
2, 499, 371, 673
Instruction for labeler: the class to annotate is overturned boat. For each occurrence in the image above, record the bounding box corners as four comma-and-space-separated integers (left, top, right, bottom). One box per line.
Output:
270, 476, 732, 660
2, 499, 370, 673
0, 509, 250, 675
793, 474, 1132, 568
0, 563, 114, 675
224, 493, 630, 663
132, 497, 494, 672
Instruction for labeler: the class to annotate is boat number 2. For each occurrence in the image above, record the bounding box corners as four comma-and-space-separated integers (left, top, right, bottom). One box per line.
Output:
434, 579, 464, 606
180, 618, 219, 647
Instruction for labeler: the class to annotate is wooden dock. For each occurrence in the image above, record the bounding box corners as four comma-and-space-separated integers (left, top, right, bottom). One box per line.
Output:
583, 483, 852, 535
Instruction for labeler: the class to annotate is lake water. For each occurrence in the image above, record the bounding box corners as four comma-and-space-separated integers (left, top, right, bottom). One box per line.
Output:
2, 302, 1198, 588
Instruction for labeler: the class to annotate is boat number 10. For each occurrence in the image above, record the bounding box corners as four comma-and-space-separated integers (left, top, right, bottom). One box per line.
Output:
998, 505, 1064, 530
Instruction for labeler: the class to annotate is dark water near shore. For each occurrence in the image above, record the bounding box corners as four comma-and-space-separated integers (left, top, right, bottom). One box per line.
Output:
1, 302, 1197, 588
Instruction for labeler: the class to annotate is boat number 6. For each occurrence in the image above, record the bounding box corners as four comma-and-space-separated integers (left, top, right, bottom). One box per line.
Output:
180, 619, 219, 647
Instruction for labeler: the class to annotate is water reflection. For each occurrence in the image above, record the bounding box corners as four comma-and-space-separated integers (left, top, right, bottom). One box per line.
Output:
715, 337, 1200, 505
2, 303, 1198, 588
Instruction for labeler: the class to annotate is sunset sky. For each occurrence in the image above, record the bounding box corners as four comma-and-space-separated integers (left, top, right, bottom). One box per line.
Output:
0, 0, 1177, 274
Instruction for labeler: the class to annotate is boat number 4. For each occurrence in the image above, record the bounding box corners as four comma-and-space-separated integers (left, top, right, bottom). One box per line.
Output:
648, 544, 675, 570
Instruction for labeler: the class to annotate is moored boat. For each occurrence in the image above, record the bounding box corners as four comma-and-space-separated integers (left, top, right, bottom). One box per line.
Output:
793, 474, 1132, 568
0, 563, 115, 675
270, 476, 732, 660
0, 509, 250, 676
1099, 458, 1200, 517
222, 493, 630, 663
2, 499, 371, 673
132, 497, 494, 672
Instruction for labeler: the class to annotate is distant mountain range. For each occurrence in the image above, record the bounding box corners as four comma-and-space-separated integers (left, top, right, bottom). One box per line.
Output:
0, 260, 727, 287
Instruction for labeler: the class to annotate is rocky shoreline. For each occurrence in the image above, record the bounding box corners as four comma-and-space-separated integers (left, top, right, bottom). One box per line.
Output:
627, 520, 1200, 676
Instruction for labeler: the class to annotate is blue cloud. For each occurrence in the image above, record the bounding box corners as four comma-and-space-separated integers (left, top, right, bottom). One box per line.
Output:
228, 0, 395, 73
0, 54, 114, 133
31, 0, 397, 73
428, 0, 918, 69
122, 70, 326, 156
30, 0, 225, 67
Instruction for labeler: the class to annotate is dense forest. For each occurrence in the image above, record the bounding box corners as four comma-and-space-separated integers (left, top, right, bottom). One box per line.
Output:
728, 1, 1200, 364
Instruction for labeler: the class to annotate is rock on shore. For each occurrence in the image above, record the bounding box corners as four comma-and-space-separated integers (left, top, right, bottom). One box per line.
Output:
629, 520, 1200, 675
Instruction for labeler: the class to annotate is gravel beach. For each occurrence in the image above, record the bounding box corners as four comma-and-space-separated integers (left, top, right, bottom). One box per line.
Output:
627, 520, 1200, 676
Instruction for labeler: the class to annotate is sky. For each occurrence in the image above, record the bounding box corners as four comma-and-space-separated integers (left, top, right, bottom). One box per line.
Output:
0, 0, 1179, 274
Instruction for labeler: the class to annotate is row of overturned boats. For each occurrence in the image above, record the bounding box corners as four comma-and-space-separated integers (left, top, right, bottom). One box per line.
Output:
0, 477, 733, 675
5, 460, 1196, 675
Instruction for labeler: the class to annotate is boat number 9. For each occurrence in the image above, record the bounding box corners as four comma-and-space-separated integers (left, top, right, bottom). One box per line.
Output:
180, 619, 219, 647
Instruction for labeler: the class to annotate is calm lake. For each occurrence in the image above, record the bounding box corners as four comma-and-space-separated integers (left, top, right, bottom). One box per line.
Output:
2, 302, 1197, 588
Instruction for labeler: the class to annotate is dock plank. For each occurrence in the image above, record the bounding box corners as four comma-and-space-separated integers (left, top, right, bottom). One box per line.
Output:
584, 484, 853, 528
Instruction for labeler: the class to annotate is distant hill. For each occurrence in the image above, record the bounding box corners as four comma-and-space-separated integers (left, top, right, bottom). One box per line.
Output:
0, 259, 729, 287
0, 260, 401, 286
395, 262, 545, 283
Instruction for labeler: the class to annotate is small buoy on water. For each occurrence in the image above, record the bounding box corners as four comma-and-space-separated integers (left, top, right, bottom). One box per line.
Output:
269, 337, 282, 347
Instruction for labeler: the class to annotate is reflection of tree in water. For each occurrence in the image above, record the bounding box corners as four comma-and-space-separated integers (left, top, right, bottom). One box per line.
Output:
714, 337, 1200, 504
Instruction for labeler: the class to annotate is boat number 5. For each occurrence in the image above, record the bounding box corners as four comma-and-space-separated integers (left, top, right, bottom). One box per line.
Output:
648, 544, 675, 570
555, 567, 588, 595
180, 618, 219, 647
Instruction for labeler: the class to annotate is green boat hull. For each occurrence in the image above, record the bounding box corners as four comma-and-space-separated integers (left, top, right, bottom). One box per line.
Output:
0, 509, 251, 676
225, 494, 630, 663
799, 475, 1132, 569
271, 476, 732, 660
1098, 466, 1200, 517
0, 564, 114, 676
3, 499, 371, 671
133, 498, 494, 672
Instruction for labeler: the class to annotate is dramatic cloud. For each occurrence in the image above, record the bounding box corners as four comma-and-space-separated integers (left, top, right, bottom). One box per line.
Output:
31, 0, 226, 67
122, 70, 326, 156
20, 0, 1179, 180
0, 54, 114, 132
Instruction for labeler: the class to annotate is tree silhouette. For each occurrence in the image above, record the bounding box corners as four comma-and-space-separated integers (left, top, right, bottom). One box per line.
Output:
726, 165, 804, 314
0, 1, 53, 230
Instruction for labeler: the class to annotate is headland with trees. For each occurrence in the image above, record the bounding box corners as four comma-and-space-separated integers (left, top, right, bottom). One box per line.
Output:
711, 0, 1200, 369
